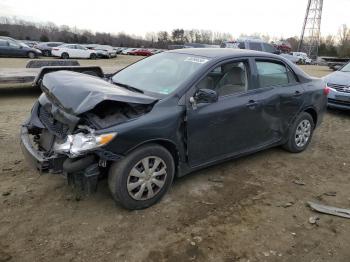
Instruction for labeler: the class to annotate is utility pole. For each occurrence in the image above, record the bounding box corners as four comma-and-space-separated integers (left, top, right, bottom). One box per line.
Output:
298, 0, 323, 59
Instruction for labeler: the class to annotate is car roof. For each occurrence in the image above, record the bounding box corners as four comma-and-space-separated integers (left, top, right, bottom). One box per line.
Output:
167, 48, 279, 59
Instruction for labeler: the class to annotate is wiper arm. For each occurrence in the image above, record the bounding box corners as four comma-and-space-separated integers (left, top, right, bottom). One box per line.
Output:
113, 82, 144, 93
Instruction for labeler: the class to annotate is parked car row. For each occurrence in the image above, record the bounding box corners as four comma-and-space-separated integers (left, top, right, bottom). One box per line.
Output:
116, 47, 165, 56
221, 38, 313, 65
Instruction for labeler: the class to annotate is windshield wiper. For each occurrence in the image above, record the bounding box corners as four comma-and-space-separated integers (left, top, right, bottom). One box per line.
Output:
113, 82, 144, 94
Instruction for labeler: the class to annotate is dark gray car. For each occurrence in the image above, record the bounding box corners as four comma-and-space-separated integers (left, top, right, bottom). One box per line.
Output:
0, 37, 42, 58
20, 49, 327, 209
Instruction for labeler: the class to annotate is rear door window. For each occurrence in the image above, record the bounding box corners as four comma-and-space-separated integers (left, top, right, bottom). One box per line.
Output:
256, 61, 297, 87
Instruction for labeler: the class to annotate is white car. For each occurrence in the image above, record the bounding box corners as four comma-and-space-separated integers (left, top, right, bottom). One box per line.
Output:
51, 44, 97, 59
121, 48, 138, 55
291, 52, 312, 64
280, 53, 301, 64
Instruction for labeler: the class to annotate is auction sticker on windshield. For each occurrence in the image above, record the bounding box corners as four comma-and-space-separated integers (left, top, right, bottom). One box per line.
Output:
184, 57, 209, 64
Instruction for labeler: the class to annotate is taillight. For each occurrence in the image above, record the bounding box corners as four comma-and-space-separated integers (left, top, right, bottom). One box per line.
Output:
52, 48, 59, 51
323, 86, 330, 96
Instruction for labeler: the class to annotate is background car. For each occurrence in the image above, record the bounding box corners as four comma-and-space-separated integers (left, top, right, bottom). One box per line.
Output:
122, 48, 138, 55
129, 48, 153, 56
35, 42, 64, 56
51, 44, 97, 59
323, 62, 350, 109
85, 44, 117, 58
291, 52, 312, 64
280, 53, 301, 64
19, 40, 39, 48
221, 38, 281, 54
273, 40, 292, 53
0, 36, 41, 58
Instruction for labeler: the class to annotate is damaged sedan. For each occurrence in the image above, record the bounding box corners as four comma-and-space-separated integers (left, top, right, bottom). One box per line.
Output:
21, 49, 327, 209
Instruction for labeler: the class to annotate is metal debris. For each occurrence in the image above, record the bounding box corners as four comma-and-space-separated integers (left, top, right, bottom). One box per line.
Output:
293, 179, 306, 186
308, 202, 350, 219
282, 202, 294, 208
308, 216, 320, 225
208, 177, 224, 183
324, 192, 337, 197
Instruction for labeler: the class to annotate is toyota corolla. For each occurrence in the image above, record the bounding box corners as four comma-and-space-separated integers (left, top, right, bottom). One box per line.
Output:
20, 49, 327, 209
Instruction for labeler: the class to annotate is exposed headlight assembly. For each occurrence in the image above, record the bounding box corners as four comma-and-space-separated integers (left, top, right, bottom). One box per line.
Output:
54, 130, 116, 157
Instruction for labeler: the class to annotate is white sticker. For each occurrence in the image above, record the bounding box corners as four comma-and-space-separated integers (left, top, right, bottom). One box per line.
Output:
184, 57, 209, 64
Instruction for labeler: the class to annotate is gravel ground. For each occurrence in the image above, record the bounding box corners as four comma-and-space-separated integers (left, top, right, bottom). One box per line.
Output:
0, 59, 349, 262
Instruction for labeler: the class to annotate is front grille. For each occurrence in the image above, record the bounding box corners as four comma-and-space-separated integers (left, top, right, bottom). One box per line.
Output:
38, 106, 69, 138
328, 98, 350, 106
327, 83, 350, 93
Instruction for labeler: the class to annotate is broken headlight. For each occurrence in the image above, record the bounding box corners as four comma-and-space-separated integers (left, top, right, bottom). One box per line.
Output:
54, 132, 117, 157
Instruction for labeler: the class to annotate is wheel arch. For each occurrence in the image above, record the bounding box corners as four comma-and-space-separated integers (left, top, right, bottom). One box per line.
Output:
124, 139, 180, 172
303, 107, 318, 127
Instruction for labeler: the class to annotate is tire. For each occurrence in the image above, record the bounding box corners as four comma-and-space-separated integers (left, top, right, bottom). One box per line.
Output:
43, 50, 50, 56
61, 52, 69, 59
283, 112, 315, 153
28, 52, 36, 59
108, 144, 175, 210
90, 53, 97, 59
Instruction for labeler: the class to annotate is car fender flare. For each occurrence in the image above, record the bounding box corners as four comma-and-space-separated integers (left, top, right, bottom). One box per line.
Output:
123, 138, 181, 168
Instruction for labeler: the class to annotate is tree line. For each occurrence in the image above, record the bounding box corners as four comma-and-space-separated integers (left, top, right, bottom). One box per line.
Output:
0, 16, 349, 57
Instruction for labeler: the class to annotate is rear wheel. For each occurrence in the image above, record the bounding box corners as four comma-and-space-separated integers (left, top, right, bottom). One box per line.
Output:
283, 112, 314, 153
90, 53, 97, 59
27, 52, 36, 59
43, 50, 50, 56
61, 52, 69, 59
108, 144, 175, 210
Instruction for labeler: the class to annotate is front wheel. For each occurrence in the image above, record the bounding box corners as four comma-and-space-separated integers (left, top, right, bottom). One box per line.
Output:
90, 53, 97, 59
61, 52, 69, 59
283, 112, 315, 153
108, 144, 175, 210
28, 52, 36, 59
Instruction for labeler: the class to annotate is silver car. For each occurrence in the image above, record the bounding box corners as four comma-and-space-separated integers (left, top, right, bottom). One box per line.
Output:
324, 62, 350, 110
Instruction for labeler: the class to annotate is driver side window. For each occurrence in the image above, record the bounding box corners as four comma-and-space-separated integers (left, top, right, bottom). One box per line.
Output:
196, 61, 248, 97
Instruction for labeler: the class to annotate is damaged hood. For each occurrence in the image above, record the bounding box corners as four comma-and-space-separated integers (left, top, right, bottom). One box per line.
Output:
41, 71, 157, 115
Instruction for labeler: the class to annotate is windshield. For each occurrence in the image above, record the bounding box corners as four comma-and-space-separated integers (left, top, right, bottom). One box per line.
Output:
340, 62, 350, 72
112, 52, 210, 95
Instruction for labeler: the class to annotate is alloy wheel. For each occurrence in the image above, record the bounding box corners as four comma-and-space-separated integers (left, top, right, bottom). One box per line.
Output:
295, 119, 311, 148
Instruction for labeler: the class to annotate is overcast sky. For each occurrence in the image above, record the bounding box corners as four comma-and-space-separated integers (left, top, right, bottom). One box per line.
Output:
0, 0, 349, 38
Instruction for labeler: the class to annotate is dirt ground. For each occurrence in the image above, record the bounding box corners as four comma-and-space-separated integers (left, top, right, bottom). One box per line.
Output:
0, 58, 349, 262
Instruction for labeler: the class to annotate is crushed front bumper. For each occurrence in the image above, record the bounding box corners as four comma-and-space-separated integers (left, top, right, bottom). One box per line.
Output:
20, 125, 65, 173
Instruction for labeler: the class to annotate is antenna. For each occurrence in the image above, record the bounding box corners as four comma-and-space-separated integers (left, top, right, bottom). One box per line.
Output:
298, 0, 323, 59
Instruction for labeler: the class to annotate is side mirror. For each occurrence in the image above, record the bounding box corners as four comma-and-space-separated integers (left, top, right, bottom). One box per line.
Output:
190, 88, 218, 109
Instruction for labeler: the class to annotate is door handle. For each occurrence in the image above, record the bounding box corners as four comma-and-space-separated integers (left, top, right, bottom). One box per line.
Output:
294, 90, 303, 97
246, 100, 259, 109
